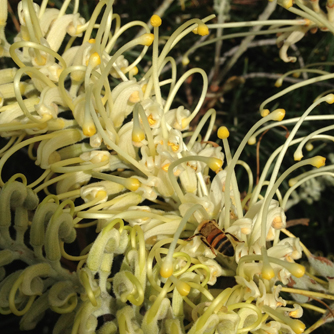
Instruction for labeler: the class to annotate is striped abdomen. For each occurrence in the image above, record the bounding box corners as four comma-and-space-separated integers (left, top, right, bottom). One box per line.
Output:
205, 227, 235, 257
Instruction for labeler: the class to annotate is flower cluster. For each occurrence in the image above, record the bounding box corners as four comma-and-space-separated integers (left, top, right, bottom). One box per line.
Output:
0, 0, 334, 334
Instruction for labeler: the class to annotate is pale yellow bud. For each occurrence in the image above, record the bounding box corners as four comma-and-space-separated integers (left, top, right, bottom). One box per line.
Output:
310, 156, 326, 168
128, 91, 141, 103
123, 178, 141, 191
271, 108, 285, 121
160, 260, 173, 278
217, 126, 229, 139
260, 109, 270, 117
325, 93, 334, 104
89, 52, 101, 67
197, 24, 209, 36
138, 33, 154, 46
207, 158, 223, 172
248, 137, 256, 145
83, 123, 97, 137
150, 15, 162, 27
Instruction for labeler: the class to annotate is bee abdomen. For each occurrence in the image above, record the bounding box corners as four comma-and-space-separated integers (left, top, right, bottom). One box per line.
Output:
216, 238, 234, 256
207, 228, 235, 257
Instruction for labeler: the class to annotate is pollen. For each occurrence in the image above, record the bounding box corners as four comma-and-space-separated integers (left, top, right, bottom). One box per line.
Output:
147, 114, 156, 125
272, 216, 283, 229
168, 141, 179, 152
88, 39, 96, 44
150, 15, 162, 27
187, 162, 197, 171
162, 163, 170, 172
128, 91, 141, 103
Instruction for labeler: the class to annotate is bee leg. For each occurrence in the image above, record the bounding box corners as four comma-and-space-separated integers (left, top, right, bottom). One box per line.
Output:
225, 232, 240, 242
185, 233, 201, 241
200, 237, 217, 256
210, 247, 217, 256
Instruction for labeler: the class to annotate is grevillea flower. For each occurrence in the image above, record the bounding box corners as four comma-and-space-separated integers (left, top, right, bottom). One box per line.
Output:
1, 1, 334, 334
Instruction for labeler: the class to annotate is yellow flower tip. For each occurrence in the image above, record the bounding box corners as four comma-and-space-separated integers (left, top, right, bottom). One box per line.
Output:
124, 178, 141, 192
292, 72, 301, 78
83, 123, 96, 137
150, 15, 162, 27
272, 216, 284, 229
48, 151, 61, 165
208, 158, 223, 172
71, 70, 85, 82
128, 91, 141, 103
139, 33, 154, 46
290, 319, 306, 334
289, 309, 302, 318
161, 163, 170, 172
260, 109, 270, 117
288, 178, 297, 187
217, 126, 229, 139
130, 66, 139, 76
293, 150, 303, 161
248, 136, 256, 145
274, 78, 283, 87
56, 67, 63, 78
197, 23, 209, 36
289, 263, 306, 278
132, 129, 145, 143
192, 27, 198, 35
141, 84, 147, 93
305, 142, 313, 151
160, 260, 173, 278
262, 264, 275, 280
95, 190, 107, 199
181, 118, 189, 129
310, 156, 326, 168
167, 141, 179, 151
271, 108, 286, 121
147, 114, 156, 126
303, 18, 311, 26
182, 56, 190, 66
100, 154, 109, 162
89, 52, 101, 67
325, 93, 334, 104
279, 0, 293, 9
88, 39, 96, 44
175, 281, 191, 297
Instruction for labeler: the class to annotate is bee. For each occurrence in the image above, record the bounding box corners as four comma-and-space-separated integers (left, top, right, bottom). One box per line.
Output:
188, 220, 238, 257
